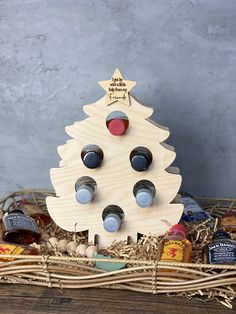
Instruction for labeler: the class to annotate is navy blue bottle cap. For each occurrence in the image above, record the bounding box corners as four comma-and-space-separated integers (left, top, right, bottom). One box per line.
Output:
83, 151, 102, 169
213, 229, 231, 240
8, 208, 25, 215
131, 154, 149, 171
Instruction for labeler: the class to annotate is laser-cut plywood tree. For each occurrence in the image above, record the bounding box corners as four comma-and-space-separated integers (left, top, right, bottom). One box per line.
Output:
46, 69, 183, 247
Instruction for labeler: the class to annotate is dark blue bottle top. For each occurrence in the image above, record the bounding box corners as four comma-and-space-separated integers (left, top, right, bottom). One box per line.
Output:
131, 154, 149, 171
83, 151, 102, 169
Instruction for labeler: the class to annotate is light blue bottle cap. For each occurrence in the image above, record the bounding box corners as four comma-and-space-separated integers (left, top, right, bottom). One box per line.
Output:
103, 214, 121, 232
136, 188, 153, 208
75, 186, 93, 204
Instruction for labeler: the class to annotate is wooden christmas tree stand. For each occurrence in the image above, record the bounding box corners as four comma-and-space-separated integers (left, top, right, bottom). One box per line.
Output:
46, 69, 183, 247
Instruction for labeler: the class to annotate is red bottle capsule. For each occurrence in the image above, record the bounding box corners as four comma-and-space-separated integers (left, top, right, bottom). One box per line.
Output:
106, 111, 129, 136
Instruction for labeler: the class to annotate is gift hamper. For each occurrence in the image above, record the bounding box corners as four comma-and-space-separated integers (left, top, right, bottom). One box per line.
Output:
0, 70, 235, 309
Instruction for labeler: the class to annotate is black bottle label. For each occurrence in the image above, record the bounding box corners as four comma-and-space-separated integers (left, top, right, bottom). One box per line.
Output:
3, 214, 39, 232
207, 242, 236, 264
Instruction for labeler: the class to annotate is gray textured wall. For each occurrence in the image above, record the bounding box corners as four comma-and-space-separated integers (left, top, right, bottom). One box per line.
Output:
0, 0, 236, 198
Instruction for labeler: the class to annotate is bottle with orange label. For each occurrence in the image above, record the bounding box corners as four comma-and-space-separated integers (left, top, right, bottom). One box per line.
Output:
157, 224, 192, 264
0, 241, 38, 262
217, 210, 236, 233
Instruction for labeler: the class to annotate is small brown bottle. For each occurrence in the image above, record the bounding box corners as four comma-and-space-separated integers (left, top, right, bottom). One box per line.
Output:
0, 241, 38, 262
2, 208, 41, 244
203, 230, 236, 265
217, 210, 236, 233
157, 224, 192, 264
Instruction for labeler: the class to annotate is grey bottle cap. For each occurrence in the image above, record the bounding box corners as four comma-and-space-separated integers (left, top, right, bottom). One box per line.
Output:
103, 214, 121, 232
76, 186, 93, 204
136, 188, 153, 208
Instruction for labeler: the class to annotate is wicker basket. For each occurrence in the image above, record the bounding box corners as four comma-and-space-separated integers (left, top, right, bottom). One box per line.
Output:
0, 191, 235, 308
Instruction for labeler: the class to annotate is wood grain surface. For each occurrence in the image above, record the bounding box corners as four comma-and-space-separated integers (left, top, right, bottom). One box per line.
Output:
0, 284, 234, 314
47, 94, 183, 247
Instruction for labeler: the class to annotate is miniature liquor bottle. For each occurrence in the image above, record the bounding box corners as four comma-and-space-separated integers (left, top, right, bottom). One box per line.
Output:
2, 208, 41, 244
217, 211, 236, 233
130, 147, 153, 172
133, 180, 156, 208
75, 176, 97, 204
180, 192, 212, 222
102, 205, 124, 232
106, 111, 129, 136
81, 144, 104, 169
157, 224, 192, 264
203, 230, 236, 265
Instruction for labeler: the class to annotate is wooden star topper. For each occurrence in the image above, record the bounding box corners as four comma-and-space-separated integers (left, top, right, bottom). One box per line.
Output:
99, 69, 136, 106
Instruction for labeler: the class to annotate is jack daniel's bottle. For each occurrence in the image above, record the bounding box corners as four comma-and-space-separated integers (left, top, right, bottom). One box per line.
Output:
203, 230, 236, 265
2, 208, 41, 244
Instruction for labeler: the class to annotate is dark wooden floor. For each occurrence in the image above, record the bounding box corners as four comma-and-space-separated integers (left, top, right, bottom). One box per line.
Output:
0, 284, 234, 313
